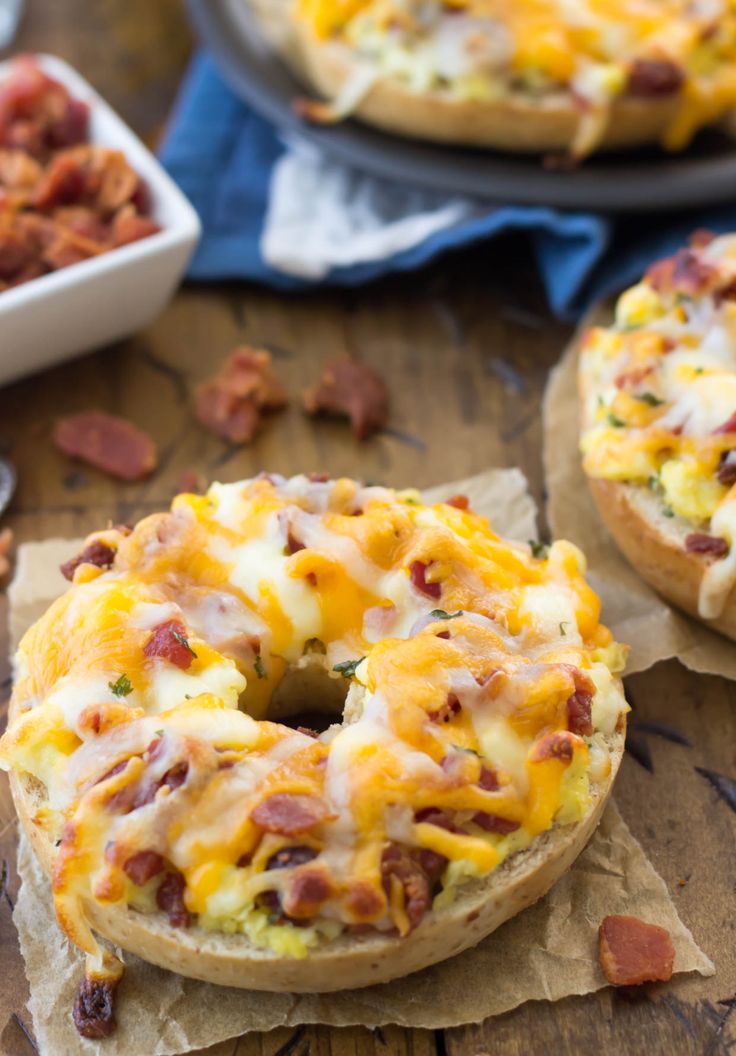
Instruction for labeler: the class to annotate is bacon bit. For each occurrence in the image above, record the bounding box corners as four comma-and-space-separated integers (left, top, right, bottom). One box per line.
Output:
409, 559, 441, 599
122, 850, 165, 886
308, 471, 330, 482
143, 619, 196, 670
478, 765, 500, 791
286, 528, 305, 554
685, 533, 729, 559
251, 793, 332, 836
175, 467, 203, 495
415, 848, 448, 884
645, 248, 718, 299
281, 866, 332, 918
194, 347, 288, 445
265, 846, 318, 871
0, 526, 13, 582
445, 494, 470, 510
567, 690, 594, 736
303, 358, 389, 440
689, 229, 716, 250
156, 871, 191, 928
472, 812, 520, 835
110, 207, 160, 247
72, 976, 118, 1039
53, 410, 158, 482
381, 845, 431, 931
60, 538, 115, 581
415, 807, 462, 833
627, 59, 684, 97
0, 57, 89, 161
530, 730, 577, 763
717, 452, 736, 487
428, 692, 461, 724
713, 412, 736, 435
598, 915, 675, 986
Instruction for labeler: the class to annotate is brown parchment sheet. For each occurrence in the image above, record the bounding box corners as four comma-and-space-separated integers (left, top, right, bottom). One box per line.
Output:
7, 470, 713, 1056
544, 312, 736, 678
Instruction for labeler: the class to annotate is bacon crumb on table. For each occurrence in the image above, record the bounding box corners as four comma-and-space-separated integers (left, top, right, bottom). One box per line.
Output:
598, 915, 675, 986
0, 57, 160, 292
194, 347, 288, 444
0, 526, 13, 582
303, 358, 389, 440
53, 410, 158, 481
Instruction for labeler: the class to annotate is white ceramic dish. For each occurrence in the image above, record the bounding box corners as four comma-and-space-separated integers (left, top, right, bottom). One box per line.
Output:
0, 53, 201, 387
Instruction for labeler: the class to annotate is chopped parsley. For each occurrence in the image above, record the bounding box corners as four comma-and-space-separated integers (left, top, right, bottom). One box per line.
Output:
172, 628, 197, 658
636, 392, 665, 407
648, 475, 663, 494
559, 621, 569, 636
155, 729, 164, 737
333, 657, 365, 679
429, 609, 463, 620
108, 673, 133, 698
694, 366, 704, 375
663, 505, 675, 518
528, 540, 549, 560
607, 413, 626, 428
451, 744, 480, 757
254, 654, 267, 679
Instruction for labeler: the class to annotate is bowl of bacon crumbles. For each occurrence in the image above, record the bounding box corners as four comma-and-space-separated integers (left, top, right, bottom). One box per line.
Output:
0, 53, 201, 385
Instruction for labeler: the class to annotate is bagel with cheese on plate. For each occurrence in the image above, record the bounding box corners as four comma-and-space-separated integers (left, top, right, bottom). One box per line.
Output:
0, 474, 628, 1027
267, 0, 736, 160
579, 231, 736, 639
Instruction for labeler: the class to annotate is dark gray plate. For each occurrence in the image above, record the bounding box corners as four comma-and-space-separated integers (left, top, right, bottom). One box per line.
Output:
186, 0, 736, 213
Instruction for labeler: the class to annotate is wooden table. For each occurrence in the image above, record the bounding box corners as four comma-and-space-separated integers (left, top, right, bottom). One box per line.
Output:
1, 3, 734, 1053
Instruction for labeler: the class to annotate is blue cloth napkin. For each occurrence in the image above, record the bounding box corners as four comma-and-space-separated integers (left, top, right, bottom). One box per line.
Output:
160, 53, 736, 320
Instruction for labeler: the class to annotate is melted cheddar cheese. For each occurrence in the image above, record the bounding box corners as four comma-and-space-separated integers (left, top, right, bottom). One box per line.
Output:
0, 475, 627, 974
296, 0, 736, 155
580, 232, 736, 619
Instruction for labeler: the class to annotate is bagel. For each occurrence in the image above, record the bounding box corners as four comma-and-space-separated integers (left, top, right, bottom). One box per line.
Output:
265, 0, 736, 159
0, 475, 628, 1024
578, 231, 736, 640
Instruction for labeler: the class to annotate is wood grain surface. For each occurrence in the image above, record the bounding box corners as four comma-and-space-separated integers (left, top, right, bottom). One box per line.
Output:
0, 3, 734, 1054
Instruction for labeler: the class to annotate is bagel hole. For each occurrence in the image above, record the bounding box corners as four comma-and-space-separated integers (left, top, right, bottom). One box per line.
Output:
260, 656, 351, 733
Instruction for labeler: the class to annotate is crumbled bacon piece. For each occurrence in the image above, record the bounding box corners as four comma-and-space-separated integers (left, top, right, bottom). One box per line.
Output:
567, 689, 594, 736
685, 533, 729, 558
0, 57, 89, 161
428, 692, 461, 723
60, 538, 115, 581
472, 812, 520, 835
72, 976, 118, 1039
409, 559, 441, 599
627, 59, 684, 97
110, 206, 160, 247
53, 410, 158, 481
415, 807, 462, 833
123, 850, 165, 886
281, 866, 332, 919
303, 358, 389, 440
251, 793, 332, 836
143, 619, 196, 670
478, 765, 500, 791
381, 845, 431, 932
598, 915, 675, 986
717, 451, 736, 486
646, 248, 718, 299
195, 347, 288, 444
689, 229, 716, 250
445, 494, 470, 510
156, 871, 191, 928
0, 526, 13, 582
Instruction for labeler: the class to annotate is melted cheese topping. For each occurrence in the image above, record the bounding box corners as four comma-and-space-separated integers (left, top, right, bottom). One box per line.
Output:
297, 0, 736, 155
579, 233, 736, 619
0, 475, 627, 966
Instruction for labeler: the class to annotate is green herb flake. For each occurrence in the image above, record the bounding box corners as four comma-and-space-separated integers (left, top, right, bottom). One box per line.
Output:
663, 505, 675, 518
429, 609, 464, 620
694, 366, 704, 375
528, 540, 549, 560
254, 654, 267, 679
607, 413, 626, 428
451, 744, 480, 758
559, 621, 569, 636
172, 629, 197, 658
333, 657, 365, 679
155, 729, 164, 738
108, 673, 133, 698
636, 392, 665, 407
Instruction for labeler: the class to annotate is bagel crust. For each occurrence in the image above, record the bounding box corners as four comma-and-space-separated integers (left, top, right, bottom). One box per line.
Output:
271, 1, 736, 157
578, 231, 736, 641
0, 474, 629, 1011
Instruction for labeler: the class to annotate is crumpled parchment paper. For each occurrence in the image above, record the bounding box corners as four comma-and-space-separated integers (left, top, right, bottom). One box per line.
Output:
544, 314, 736, 678
7, 469, 713, 1056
